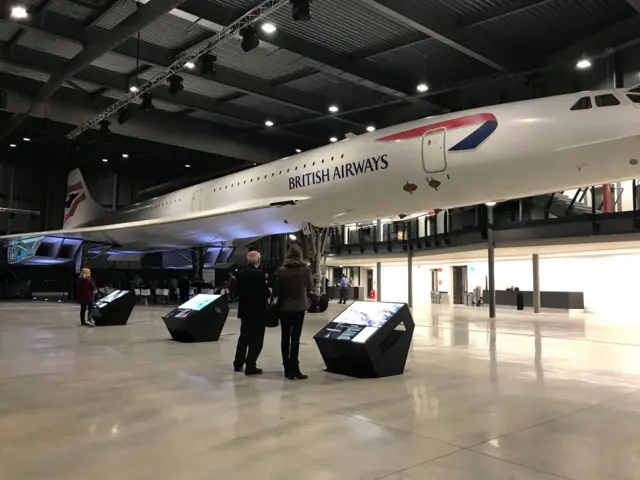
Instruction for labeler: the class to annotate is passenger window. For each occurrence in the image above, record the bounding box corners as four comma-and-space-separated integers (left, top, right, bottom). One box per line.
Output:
627, 94, 640, 104
595, 94, 620, 107
570, 97, 592, 111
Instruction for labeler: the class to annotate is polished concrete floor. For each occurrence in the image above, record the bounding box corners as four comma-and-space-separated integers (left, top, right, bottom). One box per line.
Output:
1, 300, 640, 479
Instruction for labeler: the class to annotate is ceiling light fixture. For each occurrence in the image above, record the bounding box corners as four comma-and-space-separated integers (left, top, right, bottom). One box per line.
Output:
485, 201, 497, 207
261, 22, 277, 33
288, 234, 297, 240
129, 85, 139, 93
117, 107, 131, 125
576, 58, 592, 70
185, 164, 191, 168
330, 137, 338, 143
122, 153, 129, 158
98, 120, 111, 134
265, 120, 274, 127
417, 83, 429, 93
168, 75, 184, 95
291, 0, 311, 21
10, 5, 28, 19
141, 92, 154, 110
328, 105, 339, 113
184, 61, 196, 69
240, 25, 260, 52
102, 158, 108, 163
295, 149, 302, 153
366, 126, 376, 132
199, 53, 216, 75
9, 144, 17, 148
23, 137, 30, 142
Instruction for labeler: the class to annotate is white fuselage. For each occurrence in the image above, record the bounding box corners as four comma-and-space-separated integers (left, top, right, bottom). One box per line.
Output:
78, 88, 640, 234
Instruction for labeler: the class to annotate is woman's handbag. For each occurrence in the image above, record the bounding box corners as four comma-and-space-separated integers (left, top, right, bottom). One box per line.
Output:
264, 297, 280, 328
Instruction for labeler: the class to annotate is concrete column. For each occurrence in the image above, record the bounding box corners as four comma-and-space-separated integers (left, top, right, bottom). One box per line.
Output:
6, 161, 15, 234
518, 199, 523, 221
376, 261, 382, 302
407, 250, 413, 308
532, 253, 541, 313
487, 205, 496, 318
377, 219, 383, 242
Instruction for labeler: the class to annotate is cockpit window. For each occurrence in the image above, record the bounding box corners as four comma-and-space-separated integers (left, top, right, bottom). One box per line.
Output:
595, 94, 620, 107
570, 96, 592, 111
628, 94, 640, 104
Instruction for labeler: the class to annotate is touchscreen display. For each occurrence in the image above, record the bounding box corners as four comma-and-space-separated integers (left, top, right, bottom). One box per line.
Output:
178, 294, 221, 311
319, 301, 403, 342
100, 290, 128, 303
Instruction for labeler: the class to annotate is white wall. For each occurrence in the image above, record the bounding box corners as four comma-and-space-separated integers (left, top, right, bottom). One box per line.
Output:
377, 251, 640, 314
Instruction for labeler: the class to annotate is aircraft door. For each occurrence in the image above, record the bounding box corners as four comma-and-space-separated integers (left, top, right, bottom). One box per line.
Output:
191, 190, 202, 212
421, 128, 447, 173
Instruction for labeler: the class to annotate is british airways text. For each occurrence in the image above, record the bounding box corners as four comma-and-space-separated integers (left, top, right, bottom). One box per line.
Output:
288, 154, 388, 190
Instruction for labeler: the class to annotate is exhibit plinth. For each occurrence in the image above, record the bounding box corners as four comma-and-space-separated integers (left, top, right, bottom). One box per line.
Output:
162, 294, 229, 342
313, 301, 414, 378
91, 290, 135, 326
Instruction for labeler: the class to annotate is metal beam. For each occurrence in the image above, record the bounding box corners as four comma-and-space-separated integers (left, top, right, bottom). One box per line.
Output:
85, 0, 127, 27
0, 0, 188, 144
0, 77, 289, 162
360, 0, 528, 72
3, 10, 364, 129
1, 46, 324, 144
458, 0, 558, 28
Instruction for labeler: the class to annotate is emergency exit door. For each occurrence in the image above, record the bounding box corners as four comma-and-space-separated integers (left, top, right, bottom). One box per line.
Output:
422, 128, 447, 173
191, 190, 202, 212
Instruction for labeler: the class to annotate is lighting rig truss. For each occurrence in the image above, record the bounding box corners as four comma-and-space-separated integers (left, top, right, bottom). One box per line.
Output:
65, 0, 289, 140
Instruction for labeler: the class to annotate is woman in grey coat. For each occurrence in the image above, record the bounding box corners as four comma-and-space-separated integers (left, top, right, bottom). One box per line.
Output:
272, 243, 313, 380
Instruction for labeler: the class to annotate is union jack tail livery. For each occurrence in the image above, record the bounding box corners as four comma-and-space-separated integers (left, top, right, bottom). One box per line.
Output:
63, 169, 105, 230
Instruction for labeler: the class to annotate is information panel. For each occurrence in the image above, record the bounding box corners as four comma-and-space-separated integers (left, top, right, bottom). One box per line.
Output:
179, 294, 221, 311
95, 290, 128, 308
318, 301, 403, 342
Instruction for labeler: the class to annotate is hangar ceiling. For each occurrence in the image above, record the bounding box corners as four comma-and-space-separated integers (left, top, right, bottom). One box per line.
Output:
1, 0, 639, 164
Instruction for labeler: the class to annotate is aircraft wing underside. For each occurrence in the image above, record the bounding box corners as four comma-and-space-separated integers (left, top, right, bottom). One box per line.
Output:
0, 201, 303, 251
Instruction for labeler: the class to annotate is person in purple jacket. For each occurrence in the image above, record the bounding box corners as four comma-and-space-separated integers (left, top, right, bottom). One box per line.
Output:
76, 268, 96, 327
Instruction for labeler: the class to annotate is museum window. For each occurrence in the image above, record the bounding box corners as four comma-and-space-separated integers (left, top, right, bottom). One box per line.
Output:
595, 94, 620, 107
570, 97, 592, 111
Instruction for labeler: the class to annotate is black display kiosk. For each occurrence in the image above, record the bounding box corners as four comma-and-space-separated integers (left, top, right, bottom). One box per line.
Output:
314, 301, 414, 378
162, 294, 229, 342
90, 290, 135, 326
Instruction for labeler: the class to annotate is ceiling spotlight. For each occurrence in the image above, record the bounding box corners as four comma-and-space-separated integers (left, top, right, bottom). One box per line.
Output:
141, 92, 154, 110
288, 234, 297, 241
168, 75, 184, 95
102, 158, 108, 163
485, 201, 497, 207
185, 164, 191, 168
117, 107, 131, 125
261, 23, 277, 34
330, 137, 338, 143
10, 5, 28, 19
23, 137, 30, 142
366, 126, 376, 132
99, 120, 111, 134
241, 26, 260, 52
198, 53, 216, 75
291, 0, 311, 21
295, 149, 302, 153
184, 61, 196, 69
129, 85, 139, 93
9, 144, 17, 148
265, 120, 274, 127
576, 58, 592, 70
122, 153, 129, 158
328, 105, 339, 113
417, 83, 429, 93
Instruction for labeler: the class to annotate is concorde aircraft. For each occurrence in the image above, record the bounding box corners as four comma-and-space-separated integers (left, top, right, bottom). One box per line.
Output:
3, 87, 640, 250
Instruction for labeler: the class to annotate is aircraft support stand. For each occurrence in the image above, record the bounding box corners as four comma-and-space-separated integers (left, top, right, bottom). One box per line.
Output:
308, 225, 330, 312
532, 253, 541, 313
487, 205, 496, 318
407, 250, 413, 308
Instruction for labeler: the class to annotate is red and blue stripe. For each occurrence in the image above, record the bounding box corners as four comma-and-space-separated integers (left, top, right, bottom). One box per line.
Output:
376, 113, 498, 151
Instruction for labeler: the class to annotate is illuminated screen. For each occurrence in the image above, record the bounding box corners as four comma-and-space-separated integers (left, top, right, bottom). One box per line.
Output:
100, 290, 128, 303
179, 294, 221, 311
6, 236, 44, 264
320, 301, 403, 342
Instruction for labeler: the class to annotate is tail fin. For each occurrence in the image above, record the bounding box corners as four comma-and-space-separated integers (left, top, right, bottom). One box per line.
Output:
63, 169, 106, 229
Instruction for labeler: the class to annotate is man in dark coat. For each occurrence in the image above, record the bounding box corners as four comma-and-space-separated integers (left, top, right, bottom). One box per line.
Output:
233, 251, 270, 375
